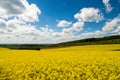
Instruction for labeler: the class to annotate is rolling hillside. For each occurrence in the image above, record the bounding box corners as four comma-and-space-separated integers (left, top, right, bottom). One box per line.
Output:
0, 35, 120, 50
50, 35, 120, 48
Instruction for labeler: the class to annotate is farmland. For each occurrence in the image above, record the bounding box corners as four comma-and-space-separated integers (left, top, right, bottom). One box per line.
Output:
0, 44, 120, 80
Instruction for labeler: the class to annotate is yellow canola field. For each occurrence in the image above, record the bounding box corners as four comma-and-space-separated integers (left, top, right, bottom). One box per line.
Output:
0, 44, 120, 80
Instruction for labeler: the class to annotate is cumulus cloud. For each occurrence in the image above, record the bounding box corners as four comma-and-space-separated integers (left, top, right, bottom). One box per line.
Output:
39, 14, 119, 43
0, 19, 7, 29
0, 0, 43, 44
102, 14, 120, 33
47, 21, 84, 43
71, 21, 84, 31
0, 0, 41, 22
18, 1, 41, 23
57, 20, 72, 27
80, 30, 106, 39
0, 0, 118, 44
0, 0, 25, 16
0, 1, 105, 44
102, 0, 113, 12
0, 0, 78, 44
113, 26, 120, 34
78, 14, 120, 39
74, 8, 104, 22
61, 21, 84, 35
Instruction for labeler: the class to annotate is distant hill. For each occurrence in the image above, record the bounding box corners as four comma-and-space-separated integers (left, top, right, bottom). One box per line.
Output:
0, 35, 120, 50
48, 35, 120, 48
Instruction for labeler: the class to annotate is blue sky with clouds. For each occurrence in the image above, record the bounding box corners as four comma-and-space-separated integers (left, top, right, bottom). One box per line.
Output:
0, 0, 120, 44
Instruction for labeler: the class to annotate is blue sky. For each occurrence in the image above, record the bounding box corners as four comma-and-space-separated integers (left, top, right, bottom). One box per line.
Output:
0, 0, 120, 44
31, 0, 120, 29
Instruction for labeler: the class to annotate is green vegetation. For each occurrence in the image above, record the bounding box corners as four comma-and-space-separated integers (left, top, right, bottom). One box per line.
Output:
0, 35, 120, 50
51, 35, 120, 48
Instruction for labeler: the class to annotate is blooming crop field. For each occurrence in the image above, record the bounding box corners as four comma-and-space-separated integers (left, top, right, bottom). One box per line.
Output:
0, 44, 120, 80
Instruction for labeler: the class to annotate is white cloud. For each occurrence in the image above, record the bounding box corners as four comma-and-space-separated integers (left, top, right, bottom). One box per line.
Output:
74, 8, 104, 22
0, 0, 25, 17
38, 14, 119, 43
0, 0, 41, 22
60, 21, 84, 36
78, 14, 120, 39
0, 0, 118, 44
46, 25, 49, 27
0, 0, 43, 44
57, 20, 72, 27
37, 21, 84, 43
0, 18, 84, 44
102, 14, 120, 33
102, 0, 113, 12
113, 26, 120, 34
0, 1, 106, 44
18, 1, 41, 23
0, 19, 7, 29
80, 30, 106, 39
71, 21, 84, 31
